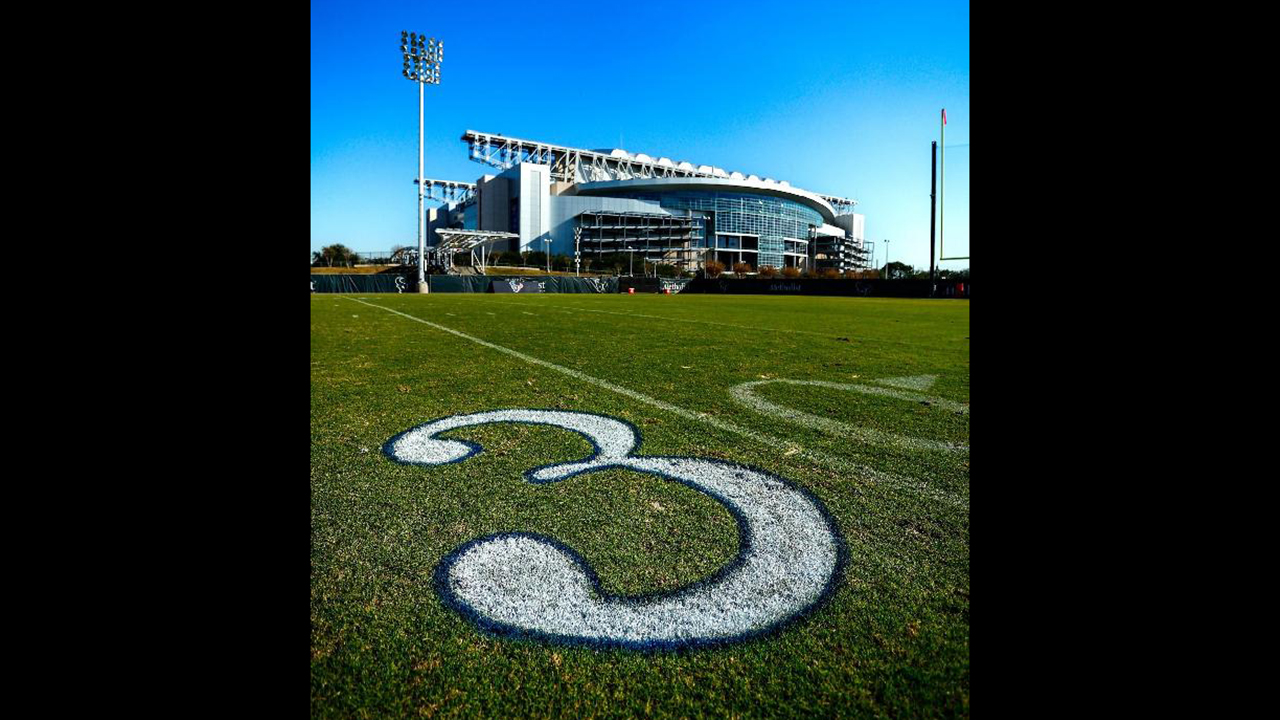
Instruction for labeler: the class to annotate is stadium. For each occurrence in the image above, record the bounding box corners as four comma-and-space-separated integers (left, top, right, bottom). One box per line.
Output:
420, 130, 869, 275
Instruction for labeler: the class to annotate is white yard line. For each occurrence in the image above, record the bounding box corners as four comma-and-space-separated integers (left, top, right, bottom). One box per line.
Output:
729, 379, 968, 452
346, 297, 967, 511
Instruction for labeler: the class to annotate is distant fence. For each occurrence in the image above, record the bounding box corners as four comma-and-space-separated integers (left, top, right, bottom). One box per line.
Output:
310, 274, 967, 297
310, 274, 619, 294
683, 278, 969, 298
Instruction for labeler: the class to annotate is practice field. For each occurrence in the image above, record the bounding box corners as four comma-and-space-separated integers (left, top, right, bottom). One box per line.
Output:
311, 293, 969, 719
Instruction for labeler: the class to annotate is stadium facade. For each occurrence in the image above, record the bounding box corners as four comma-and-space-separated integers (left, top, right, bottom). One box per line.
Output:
424, 130, 867, 274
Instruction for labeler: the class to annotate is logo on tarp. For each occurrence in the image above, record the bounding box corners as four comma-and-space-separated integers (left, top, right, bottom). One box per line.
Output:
310, 281, 315, 293
395, 277, 406, 293
383, 409, 844, 650
585, 278, 606, 293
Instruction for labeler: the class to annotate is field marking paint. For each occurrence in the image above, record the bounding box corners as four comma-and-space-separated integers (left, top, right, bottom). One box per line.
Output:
345, 298, 966, 510
729, 379, 968, 452
387, 409, 842, 649
874, 375, 938, 392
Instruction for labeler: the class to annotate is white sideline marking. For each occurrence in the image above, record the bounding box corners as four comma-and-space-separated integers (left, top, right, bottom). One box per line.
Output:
346, 298, 966, 510
729, 379, 968, 452
522, 311, 535, 316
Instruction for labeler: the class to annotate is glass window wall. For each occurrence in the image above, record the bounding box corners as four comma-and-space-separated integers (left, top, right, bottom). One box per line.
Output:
607, 190, 822, 268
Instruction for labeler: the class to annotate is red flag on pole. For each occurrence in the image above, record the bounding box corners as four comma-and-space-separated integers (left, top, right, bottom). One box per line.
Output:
942, 108, 947, 125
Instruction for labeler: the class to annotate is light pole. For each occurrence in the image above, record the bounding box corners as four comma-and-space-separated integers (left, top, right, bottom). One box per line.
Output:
884, 239, 890, 280
543, 237, 552, 274
401, 30, 442, 293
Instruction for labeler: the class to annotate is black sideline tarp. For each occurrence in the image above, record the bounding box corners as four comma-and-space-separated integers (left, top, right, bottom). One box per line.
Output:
310, 275, 621, 293
681, 278, 969, 298
310, 274, 415, 293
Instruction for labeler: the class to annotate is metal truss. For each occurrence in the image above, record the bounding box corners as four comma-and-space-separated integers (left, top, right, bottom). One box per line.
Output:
461, 130, 859, 212
391, 246, 418, 266
433, 229, 519, 274
464, 131, 561, 175
414, 178, 477, 204
818, 196, 860, 215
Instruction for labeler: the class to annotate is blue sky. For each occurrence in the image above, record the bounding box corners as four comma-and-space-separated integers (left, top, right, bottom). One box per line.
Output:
312, 0, 969, 270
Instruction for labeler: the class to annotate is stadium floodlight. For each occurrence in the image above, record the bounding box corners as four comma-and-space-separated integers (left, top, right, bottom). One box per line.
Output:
401, 31, 444, 293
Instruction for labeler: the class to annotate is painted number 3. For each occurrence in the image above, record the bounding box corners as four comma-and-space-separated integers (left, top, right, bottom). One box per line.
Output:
385, 410, 843, 650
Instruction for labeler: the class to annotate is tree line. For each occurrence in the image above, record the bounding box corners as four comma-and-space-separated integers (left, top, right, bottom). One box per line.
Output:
312, 244, 361, 267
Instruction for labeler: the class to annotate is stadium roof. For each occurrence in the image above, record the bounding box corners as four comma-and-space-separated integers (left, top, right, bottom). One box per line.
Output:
574, 177, 840, 224
461, 130, 859, 215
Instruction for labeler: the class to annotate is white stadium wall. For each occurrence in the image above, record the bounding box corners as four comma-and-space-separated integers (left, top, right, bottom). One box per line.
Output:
507, 163, 552, 253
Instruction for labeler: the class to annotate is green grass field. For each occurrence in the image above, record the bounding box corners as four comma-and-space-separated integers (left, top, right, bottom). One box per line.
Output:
311, 292, 969, 719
